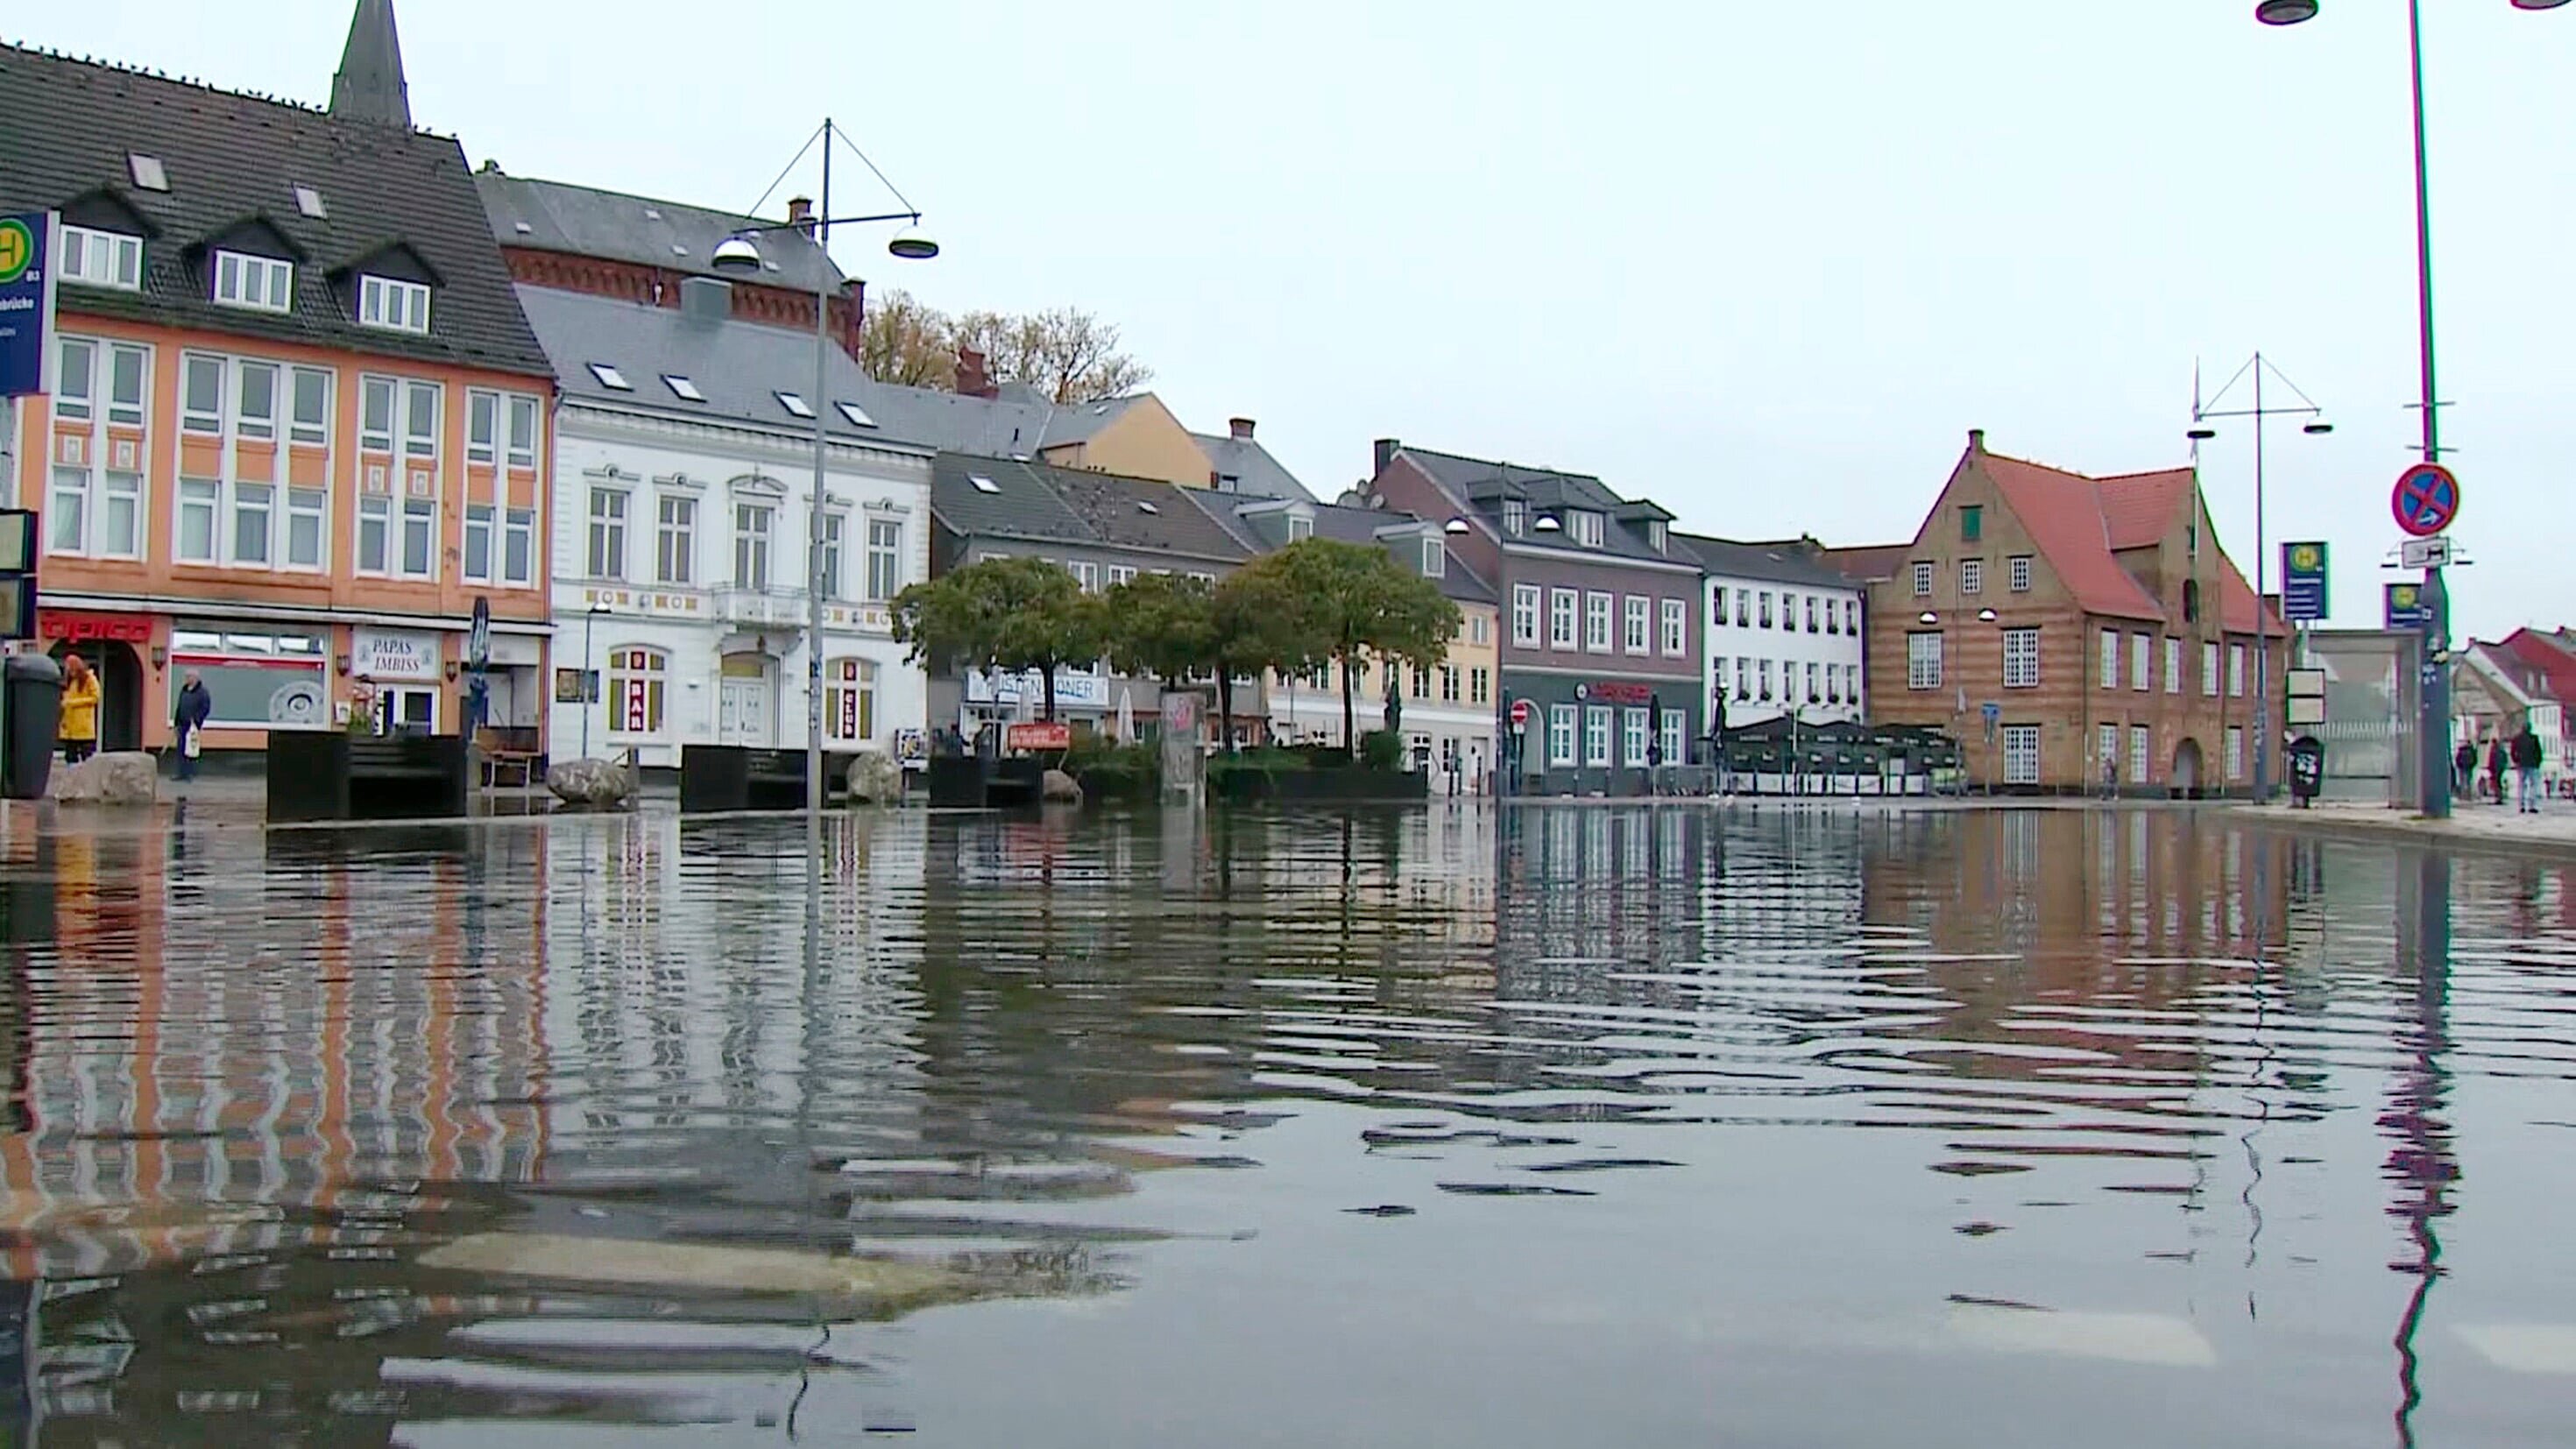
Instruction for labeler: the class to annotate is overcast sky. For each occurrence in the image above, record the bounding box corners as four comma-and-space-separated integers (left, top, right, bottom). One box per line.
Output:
19, 1, 2570, 636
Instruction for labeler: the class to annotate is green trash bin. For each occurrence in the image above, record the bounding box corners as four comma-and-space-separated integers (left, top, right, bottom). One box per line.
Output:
2, 654, 64, 800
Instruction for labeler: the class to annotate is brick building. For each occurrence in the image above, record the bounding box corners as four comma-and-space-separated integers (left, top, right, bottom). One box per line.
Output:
1867, 431, 2283, 795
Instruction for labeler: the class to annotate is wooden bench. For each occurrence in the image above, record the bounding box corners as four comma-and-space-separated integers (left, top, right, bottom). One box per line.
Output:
473, 726, 542, 788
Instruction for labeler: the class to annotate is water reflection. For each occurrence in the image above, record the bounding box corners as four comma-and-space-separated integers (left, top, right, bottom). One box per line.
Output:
0, 804, 2568, 1444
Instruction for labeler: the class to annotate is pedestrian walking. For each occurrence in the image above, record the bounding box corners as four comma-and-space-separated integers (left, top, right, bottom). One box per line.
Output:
58, 654, 101, 766
2101, 754, 2119, 801
173, 670, 214, 783
2454, 739, 2478, 799
2486, 736, 2509, 806
2510, 720, 2544, 814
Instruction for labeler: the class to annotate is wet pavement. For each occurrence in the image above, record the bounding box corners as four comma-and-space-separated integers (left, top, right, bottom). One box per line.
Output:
0, 802, 2572, 1445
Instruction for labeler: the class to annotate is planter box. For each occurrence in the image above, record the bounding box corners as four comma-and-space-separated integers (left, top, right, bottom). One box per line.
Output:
1214, 767, 1427, 804
268, 731, 470, 823
679, 746, 812, 813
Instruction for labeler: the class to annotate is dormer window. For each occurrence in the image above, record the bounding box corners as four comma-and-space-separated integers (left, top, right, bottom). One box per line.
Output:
1645, 520, 1667, 553
1287, 514, 1314, 542
1502, 499, 1527, 537
60, 226, 142, 290
1421, 535, 1446, 577
213, 251, 293, 312
358, 275, 431, 334
1568, 510, 1605, 548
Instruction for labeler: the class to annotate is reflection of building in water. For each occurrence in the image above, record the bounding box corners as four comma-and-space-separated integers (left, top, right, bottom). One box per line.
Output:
0, 827, 551, 1280
1498, 808, 1717, 1004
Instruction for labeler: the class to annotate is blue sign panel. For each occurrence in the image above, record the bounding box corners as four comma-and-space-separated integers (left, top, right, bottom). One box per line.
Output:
2280, 541, 2329, 623
2385, 582, 2429, 633
0, 212, 56, 399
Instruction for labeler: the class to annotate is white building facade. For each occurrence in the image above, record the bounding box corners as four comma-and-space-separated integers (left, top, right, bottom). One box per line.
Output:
1679, 535, 1867, 732
522, 287, 933, 770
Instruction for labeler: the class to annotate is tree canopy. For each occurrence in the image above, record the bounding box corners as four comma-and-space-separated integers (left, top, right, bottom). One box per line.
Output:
860, 292, 1153, 405
891, 556, 1108, 721
1239, 539, 1461, 749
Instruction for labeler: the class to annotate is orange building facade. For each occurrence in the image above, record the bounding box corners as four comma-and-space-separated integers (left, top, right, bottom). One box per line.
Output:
0, 32, 560, 756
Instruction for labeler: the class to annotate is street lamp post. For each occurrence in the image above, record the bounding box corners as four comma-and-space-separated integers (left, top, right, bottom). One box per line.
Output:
579, 603, 608, 760
2258, 0, 2568, 816
2190, 352, 2331, 802
713, 118, 937, 817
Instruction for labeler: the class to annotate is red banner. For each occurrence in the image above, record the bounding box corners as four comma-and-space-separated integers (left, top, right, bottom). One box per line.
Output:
1006, 722, 1072, 753
39, 611, 152, 644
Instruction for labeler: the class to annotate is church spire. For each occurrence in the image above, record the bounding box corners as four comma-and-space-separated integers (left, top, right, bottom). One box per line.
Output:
329, 0, 412, 127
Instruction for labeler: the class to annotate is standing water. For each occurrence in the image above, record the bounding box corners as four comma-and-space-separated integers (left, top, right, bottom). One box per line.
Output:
0, 804, 2570, 1445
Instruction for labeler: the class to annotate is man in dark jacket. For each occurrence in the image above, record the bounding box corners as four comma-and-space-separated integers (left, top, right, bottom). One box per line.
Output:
173, 672, 213, 783
2510, 721, 2545, 814
2455, 739, 2479, 799
2486, 736, 2509, 806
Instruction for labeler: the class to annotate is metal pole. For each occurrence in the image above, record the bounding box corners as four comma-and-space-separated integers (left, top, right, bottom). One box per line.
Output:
808, 119, 833, 818
2253, 354, 2269, 801
580, 606, 597, 758
2409, 0, 2452, 820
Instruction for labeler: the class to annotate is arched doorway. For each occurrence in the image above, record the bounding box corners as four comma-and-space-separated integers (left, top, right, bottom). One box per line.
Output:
2172, 737, 2205, 798
718, 649, 776, 746
49, 640, 145, 753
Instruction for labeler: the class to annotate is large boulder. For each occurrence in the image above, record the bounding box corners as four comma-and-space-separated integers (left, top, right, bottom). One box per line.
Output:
50, 752, 158, 806
845, 749, 902, 805
1040, 768, 1085, 804
548, 757, 634, 809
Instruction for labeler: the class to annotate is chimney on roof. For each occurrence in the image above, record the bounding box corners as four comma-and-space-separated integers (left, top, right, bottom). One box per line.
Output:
328, 0, 412, 128
1228, 417, 1256, 441
955, 345, 999, 399
785, 196, 814, 237
1967, 428, 1986, 454
1373, 437, 1399, 475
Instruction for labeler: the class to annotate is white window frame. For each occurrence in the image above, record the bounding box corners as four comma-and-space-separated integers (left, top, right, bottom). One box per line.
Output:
1511, 584, 1541, 648
1911, 561, 1934, 597
2131, 633, 2152, 692
2003, 724, 2042, 786
212, 250, 294, 312
2230, 643, 2248, 697
60, 225, 143, 290
359, 376, 396, 453
46, 466, 88, 556
463, 503, 496, 584
2204, 640, 2222, 696
1585, 591, 1613, 653
1547, 704, 1577, 767
1660, 597, 1688, 657
176, 477, 221, 565
355, 495, 392, 576
1660, 709, 1684, 768
862, 519, 903, 601
399, 498, 437, 580
358, 274, 432, 335
654, 494, 696, 586
503, 508, 536, 587
53, 338, 96, 421
1961, 558, 1984, 596
1420, 535, 1445, 577
1569, 511, 1604, 548
285, 485, 328, 571
1286, 514, 1313, 542
588, 488, 629, 580
1623, 595, 1650, 654
818, 512, 846, 600
466, 389, 500, 465
506, 394, 541, 469
401, 380, 441, 460
1907, 631, 1943, 690
235, 360, 279, 442
2164, 637, 2182, 695
2227, 726, 2246, 781
1584, 705, 1614, 767
2008, 555, 2033, 593
1624, 707, 1650, 767
230, 480, 275, 567
2130, 724, 2153, 786
1066, 558, 1100, 594
1549, 589, 1579, 650
1106, 563, 1136, 589
289, 366, 331, 447
180, 352, 224, 435
1760, 658, 1774, 700
2098, 723, 2120, 777
735, 502, 775, 590
2099, 629, 2120, 689
2003, 627, 2040, 689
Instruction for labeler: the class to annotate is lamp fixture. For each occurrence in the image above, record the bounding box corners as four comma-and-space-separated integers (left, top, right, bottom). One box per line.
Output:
2303, 418, 2335, 435
710, 234, 762, 273
1918, 611, 1938, 626
1443, 518, 1471, 535
2255, 0, 2318, 24
1977, 609, 1999, 623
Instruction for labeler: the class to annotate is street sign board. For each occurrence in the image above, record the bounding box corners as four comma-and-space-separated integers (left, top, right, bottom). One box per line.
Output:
1980, 702, 2001, 724
468, 596, 492, 671
2280, 541, 2329, 622
1006, 721, 1072, 753
0, 213, 56, 399
2398, 536, 2452, 569
1508, 698, 1533, 728
2391, 463, 2459, 538
2385, 582, 2429, 632
2287, 668, 2326, 697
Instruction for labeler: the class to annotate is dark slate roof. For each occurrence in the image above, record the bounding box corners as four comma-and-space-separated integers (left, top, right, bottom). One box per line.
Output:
1191, 496, 1495, 605
1193, 431, 1314, 501
1037, 464, 1249, 563
477, 170, 847, 295
929, 454, 1094, 547
1674, 533, 1858, 592
514, 286, 924, 449
1392, 445, 1679, 564
0, 46, 552, 378
1038, 393, 1152, 446
846, 377, 1059, 459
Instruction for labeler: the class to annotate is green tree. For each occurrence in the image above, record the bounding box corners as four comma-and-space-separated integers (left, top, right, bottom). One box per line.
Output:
1243, 539, 1461, 751
858, 288, 956, 389
1104, 571, 1216, 684
892, 556, 1108, 722
1207, 568, 1311, 752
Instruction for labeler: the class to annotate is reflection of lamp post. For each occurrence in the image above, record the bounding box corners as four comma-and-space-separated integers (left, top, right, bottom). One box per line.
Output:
712, 118, 938, 816
2190, 352, 2331, 802
579, 604, 608, 759
2255, 0, 2570, 817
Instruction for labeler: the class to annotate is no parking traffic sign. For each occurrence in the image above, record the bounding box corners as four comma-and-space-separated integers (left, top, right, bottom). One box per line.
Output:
2391, 463, 2459, 539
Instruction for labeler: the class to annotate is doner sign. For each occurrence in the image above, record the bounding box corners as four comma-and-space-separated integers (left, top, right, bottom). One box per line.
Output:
0, 213, 57, 399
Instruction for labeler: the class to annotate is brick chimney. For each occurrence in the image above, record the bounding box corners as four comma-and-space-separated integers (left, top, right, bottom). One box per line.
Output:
1373, 437, 1400, 475
955, 344, 999, 399
785, 196, 814, 237
1967, 428, 1986, 454
1228, 417, 1256, 441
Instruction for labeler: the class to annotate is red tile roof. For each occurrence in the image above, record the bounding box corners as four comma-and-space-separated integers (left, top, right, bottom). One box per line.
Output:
1978, 451, 2281, 636
2493, 630, 2576, 706
1816, 542, 1910, 583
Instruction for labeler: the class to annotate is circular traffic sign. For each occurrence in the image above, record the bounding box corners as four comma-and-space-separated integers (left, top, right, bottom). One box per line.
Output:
2392, 463, 2459, 538
0, 219, 32, 286
1509, 698, 1533, 726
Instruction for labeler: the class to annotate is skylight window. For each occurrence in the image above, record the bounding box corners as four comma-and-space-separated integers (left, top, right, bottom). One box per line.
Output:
968, 475, 1001, 495
836, 401, 877, 428
128, 154, 168, 191
775, 392, 815, 419
1136, 500, 1160, 515
663, 375, 705, 402
589, 364, 632, 391
294, 186, 326, 219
